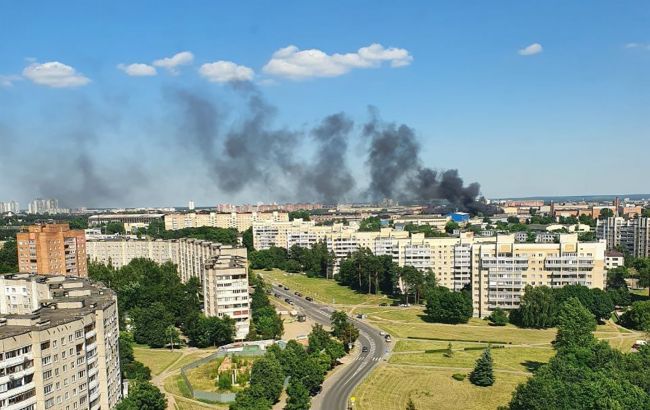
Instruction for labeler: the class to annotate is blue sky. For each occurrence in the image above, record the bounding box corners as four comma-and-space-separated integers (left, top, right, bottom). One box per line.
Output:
0, 1, 649, 207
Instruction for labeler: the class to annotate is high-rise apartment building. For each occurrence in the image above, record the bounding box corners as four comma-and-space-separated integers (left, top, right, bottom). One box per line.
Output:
596, 216, 650, 258
86, 238, 250, 339
0, 273, 121, 410
0, 201, 20, 214
17, 224, 88, 277
27, 199, 63, 215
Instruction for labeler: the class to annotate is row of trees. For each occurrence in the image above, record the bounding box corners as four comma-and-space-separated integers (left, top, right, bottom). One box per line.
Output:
509, 284, 616, 328
0, 240, 18, 273
248, 271, 284, 340
249, 244, 332, 277
230, 312, 352, 410
506, 298, 650, 409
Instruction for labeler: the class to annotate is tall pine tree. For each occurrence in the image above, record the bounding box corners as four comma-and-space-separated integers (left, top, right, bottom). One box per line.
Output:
469, 346, 494, 387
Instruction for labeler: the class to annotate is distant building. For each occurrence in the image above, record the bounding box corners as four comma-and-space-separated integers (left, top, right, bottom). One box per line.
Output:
0, 273, 121, 409
164, 211, 288, 232
88, 213, 165, 227
605, 250, 625, 270
0, 200, 20, 214
449, 212, 470, 223
188, 200, 195, 211
596, 216, 650, 258
16, 223, 87, 277
28, 198, 68, 214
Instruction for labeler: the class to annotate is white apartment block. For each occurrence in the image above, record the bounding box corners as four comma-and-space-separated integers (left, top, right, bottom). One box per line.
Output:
0, 274, 121, 410
0, 201, 20, 214
253, 220, 607, 317
86, 238, 249, 339
203, 255, 250, 339
596, 216, 650, 258
164, 211, 289, 232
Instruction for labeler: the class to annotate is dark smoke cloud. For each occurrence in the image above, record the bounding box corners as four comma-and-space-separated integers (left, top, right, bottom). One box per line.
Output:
362, 109, 485, 211
299, 113, 355, 203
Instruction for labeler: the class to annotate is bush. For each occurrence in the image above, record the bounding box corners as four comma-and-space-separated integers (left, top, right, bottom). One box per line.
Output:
218, 371, 232, 390
487, 308, 509, 326
452, 373, 466, 381
620, 300, 650, 331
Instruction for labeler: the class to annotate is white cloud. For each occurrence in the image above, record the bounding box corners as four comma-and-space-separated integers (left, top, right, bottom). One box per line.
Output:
518, 43, 543, 56
22, 62, 90, 88
153, 51, 194, 74
117, 63, 157, 76
262, 43, 413, 80
625, 42, 650, 50
0, 75, 22, 87
199, 61, 254, 83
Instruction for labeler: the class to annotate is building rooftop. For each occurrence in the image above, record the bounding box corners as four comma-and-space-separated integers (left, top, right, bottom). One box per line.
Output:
0, 273, 116, 339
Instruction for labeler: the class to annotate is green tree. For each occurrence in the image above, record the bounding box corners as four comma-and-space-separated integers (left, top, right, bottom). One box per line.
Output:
288, 210, 311, 221
487, 308, 509, 326
104, 221, 126, 234
359, 216, 381, 232
242, 227, 254, 252
599, 208, 614, 219
469, 347, 494, 387
165, 325, 181, 350
284, 381, 311, 410
0, 240, 18, 273
116, 381, 166, 410
131, 302, 174, 348
123, 361, 152, 381
510, 286, 557, 329
620, 300, 650, 331
249, 355, 284, 404
445, 221, 459, 234
554, 298, 596, 350
424, 287, 473, 324
330, 311, 359, 349
218, 371, 233, 390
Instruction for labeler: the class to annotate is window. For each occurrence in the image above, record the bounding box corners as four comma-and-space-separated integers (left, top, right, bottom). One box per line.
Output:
43, 370, 52, 380
44, 384, 53, 395
42, 356, 52, 365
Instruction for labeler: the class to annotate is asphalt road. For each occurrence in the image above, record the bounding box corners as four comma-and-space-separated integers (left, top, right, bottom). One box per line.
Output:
271, 284, 389, 410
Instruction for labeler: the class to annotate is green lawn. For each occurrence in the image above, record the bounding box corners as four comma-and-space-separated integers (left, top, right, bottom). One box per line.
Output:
257, 268, 389, 305
353, 365, 528, 410
165, 374, 193, 398
133, 347, 183, 375
185, 358, 223, 392
390, 345, 554, 373
168, 352, 214, 372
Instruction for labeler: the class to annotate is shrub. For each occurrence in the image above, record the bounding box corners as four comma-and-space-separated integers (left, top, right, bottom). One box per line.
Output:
452, 373, 466, 381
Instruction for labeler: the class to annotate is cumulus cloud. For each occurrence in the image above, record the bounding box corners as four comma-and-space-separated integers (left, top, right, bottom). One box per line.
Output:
0, 75, 22, 87
22, 62, 90, 88
262, 43, 413, 80
153, 51, 194, 74
199, 61, 254, 83
518, 43, 543, 56
117, 63, 157, 76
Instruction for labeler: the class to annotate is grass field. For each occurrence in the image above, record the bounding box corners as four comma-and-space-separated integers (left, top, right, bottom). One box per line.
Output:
133, 347, 183, 376
168, 352, 214, 372
257, 268, 389, 305
185, 358, 223, 392
353, 365, 527, 410
174, 397, 227, 410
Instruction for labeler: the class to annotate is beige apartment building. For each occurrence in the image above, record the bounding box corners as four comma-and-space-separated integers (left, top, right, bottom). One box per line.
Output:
164, 211, 289, 232
596, 216, 650, 258
17, 224, 88, 278
0, 274, 121, 410
86, 238, 249, 339
253, 220, 607, 317
203, 254, 250, 339
472, 234, 606, 317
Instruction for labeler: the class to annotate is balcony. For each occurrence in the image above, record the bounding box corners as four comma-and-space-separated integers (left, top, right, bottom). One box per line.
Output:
85, 329, 97, 339
4, 395, 37, 410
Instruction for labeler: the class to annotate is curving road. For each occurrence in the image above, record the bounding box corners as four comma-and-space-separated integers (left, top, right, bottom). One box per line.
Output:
270, 284, 390, 410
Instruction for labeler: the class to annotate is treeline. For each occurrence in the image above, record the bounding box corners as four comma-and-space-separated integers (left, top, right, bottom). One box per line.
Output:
249, 243, 332, 277
506, 298, 650, 409
149, 224, 239, 245
88, 259, 235, 348
230, 312, 354, 410
509, 284, 616, 328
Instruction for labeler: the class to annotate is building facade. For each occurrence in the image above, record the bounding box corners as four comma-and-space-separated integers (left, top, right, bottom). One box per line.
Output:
17, 224, 88, 278
164, 211, 289, 232
0, 274, 121, 410
88, 214, 165, 228
596, 216, 650, 258
86, 238, 249, 339
0, 201, 20, 214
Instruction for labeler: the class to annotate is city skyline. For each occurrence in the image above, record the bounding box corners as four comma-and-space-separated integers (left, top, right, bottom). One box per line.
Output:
1, 1, 649, 208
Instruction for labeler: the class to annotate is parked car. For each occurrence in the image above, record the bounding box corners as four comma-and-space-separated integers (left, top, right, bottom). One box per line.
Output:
384, 335, 392, 343
284, 298, 291, 303
379, 331, 386, 336
283, 286, 290, 290
362, 346, 369, 353
305, 296, 313, 302
398, 303, 411, 307
274, 293, 280, 298
294, 291, 302, 297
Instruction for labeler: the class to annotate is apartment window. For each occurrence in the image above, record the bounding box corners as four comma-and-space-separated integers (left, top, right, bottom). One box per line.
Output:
42, 356, 52, 365
45, 398, 54, 409
44, 384, 53, 395
43, 370, 52, 380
